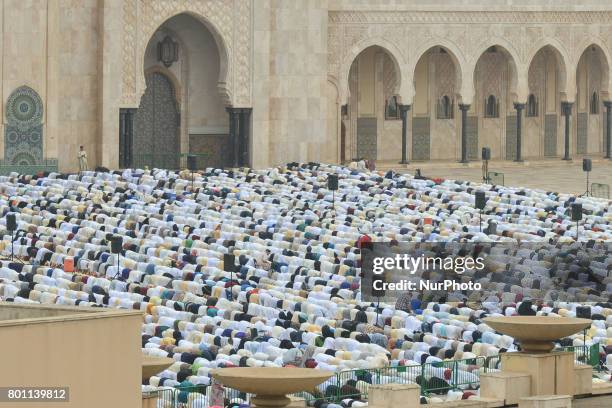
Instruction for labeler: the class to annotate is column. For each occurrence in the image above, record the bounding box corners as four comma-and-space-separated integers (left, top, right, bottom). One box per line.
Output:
562, 102, 573, 161
126, 109, 135, 168
514, 103, 525, 162
238, 108, 253, 167
119, 110, 127, 168
605, 101, 612, 159
227, 107, 241, 167
399, 104, 411, 164
118, 108, 135, 168
459, 104, 471, 163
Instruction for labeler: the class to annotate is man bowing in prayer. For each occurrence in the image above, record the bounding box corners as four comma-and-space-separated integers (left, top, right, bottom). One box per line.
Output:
78, 145, 89, 172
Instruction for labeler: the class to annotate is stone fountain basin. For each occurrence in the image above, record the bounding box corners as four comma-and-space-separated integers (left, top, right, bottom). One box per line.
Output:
484, 316, 591, 352
212, 367, 333, 395
142, 356, 174, 381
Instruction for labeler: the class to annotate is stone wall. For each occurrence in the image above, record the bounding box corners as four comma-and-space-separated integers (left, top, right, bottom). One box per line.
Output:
327, 2, 612, 162
252, 0, 332, 167
143, 13, 229, 156
3, 0, 612, 171
0, 0, 99, 171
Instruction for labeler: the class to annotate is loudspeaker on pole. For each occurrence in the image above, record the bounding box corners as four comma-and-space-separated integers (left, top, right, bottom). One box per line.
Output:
582, 158, 592, 172
481, 147, 491, 161
475, 191, 486, 210
6, 213, 17, 232
224, 253, 235, 272
187, 155, 197, 171
571, 203, 583, 221
328, 174, 339, 191
110, 235, 123, 254
486, 220, 497, 235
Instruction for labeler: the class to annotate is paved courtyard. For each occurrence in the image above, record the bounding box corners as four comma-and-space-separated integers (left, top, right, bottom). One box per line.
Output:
379, 158, 612, 197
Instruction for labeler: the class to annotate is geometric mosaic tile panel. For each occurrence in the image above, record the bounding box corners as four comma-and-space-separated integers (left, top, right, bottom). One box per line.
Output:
357, 117, 377, 160
506, 115, 517, 160
4, 86, 44, 166
412, 117, 430, 160
466, 116, 479, 160
577, 112, 588, 155
544, 114, 557, 157
132, 72, 180, 169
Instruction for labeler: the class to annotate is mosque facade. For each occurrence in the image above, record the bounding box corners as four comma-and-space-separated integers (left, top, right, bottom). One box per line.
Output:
2, 0, 612, 172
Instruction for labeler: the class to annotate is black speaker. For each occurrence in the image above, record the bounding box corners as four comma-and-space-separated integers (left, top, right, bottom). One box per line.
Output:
475, 191, 486, 210
372, 275, 386, 298
6, 213, 16, 232
481, 147, 491, 161
328, 174, 339, 191
571, 203, 583, 221
486, 220, 497, 235
224, 254, 235, 272
187, 155, 197, 171
582, 158, 592, 172
110, 235, 123, 254
576, 306, 591, 319
362, 242, 385, 298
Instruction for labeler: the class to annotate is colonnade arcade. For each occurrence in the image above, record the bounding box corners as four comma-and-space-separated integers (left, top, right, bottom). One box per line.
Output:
328, 11, 612, 164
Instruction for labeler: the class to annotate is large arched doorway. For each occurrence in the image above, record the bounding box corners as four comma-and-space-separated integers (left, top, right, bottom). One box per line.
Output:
120, 13, 236, 170
576, 44, 610, 155
526, 45, 568, 158
412, 46, 462, 161
473, 45, 519, 160
131, 72, 180, 169
346, 46, 401, 162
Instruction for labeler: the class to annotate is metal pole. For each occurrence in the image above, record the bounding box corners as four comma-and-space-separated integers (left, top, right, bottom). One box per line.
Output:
376, 297, 381, 328
230, 267, 234, 301
576, 220, 579, 241
587, 171, 590, 196
332, 190, 335, 221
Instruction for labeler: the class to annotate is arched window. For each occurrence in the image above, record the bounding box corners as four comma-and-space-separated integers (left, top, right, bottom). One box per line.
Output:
484, 95, 499, 118
437, 95, 454, 119
385, 96, 400, 120
590, 91, 599, 115
527, 94, 538, 117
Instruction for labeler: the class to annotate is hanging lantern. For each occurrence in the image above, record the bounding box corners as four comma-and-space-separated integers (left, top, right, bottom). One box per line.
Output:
157, 36, 179, 68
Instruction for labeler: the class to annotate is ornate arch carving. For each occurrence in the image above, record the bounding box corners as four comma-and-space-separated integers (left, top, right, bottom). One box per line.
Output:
525, 40, 571, 100
121, 0, 252, 108
574, 37, 612, 98
471, 39, 524, 102
339, 37, 409, 105
411, 39, 468, 103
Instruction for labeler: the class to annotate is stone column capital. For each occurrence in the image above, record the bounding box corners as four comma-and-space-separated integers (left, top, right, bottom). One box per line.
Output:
399, 104, 411, 112
399, 104, 411, 119
604, 100, 612, 109
514, 103, 526, 110
561, 101, 573, 116
459, 104, 471, 111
